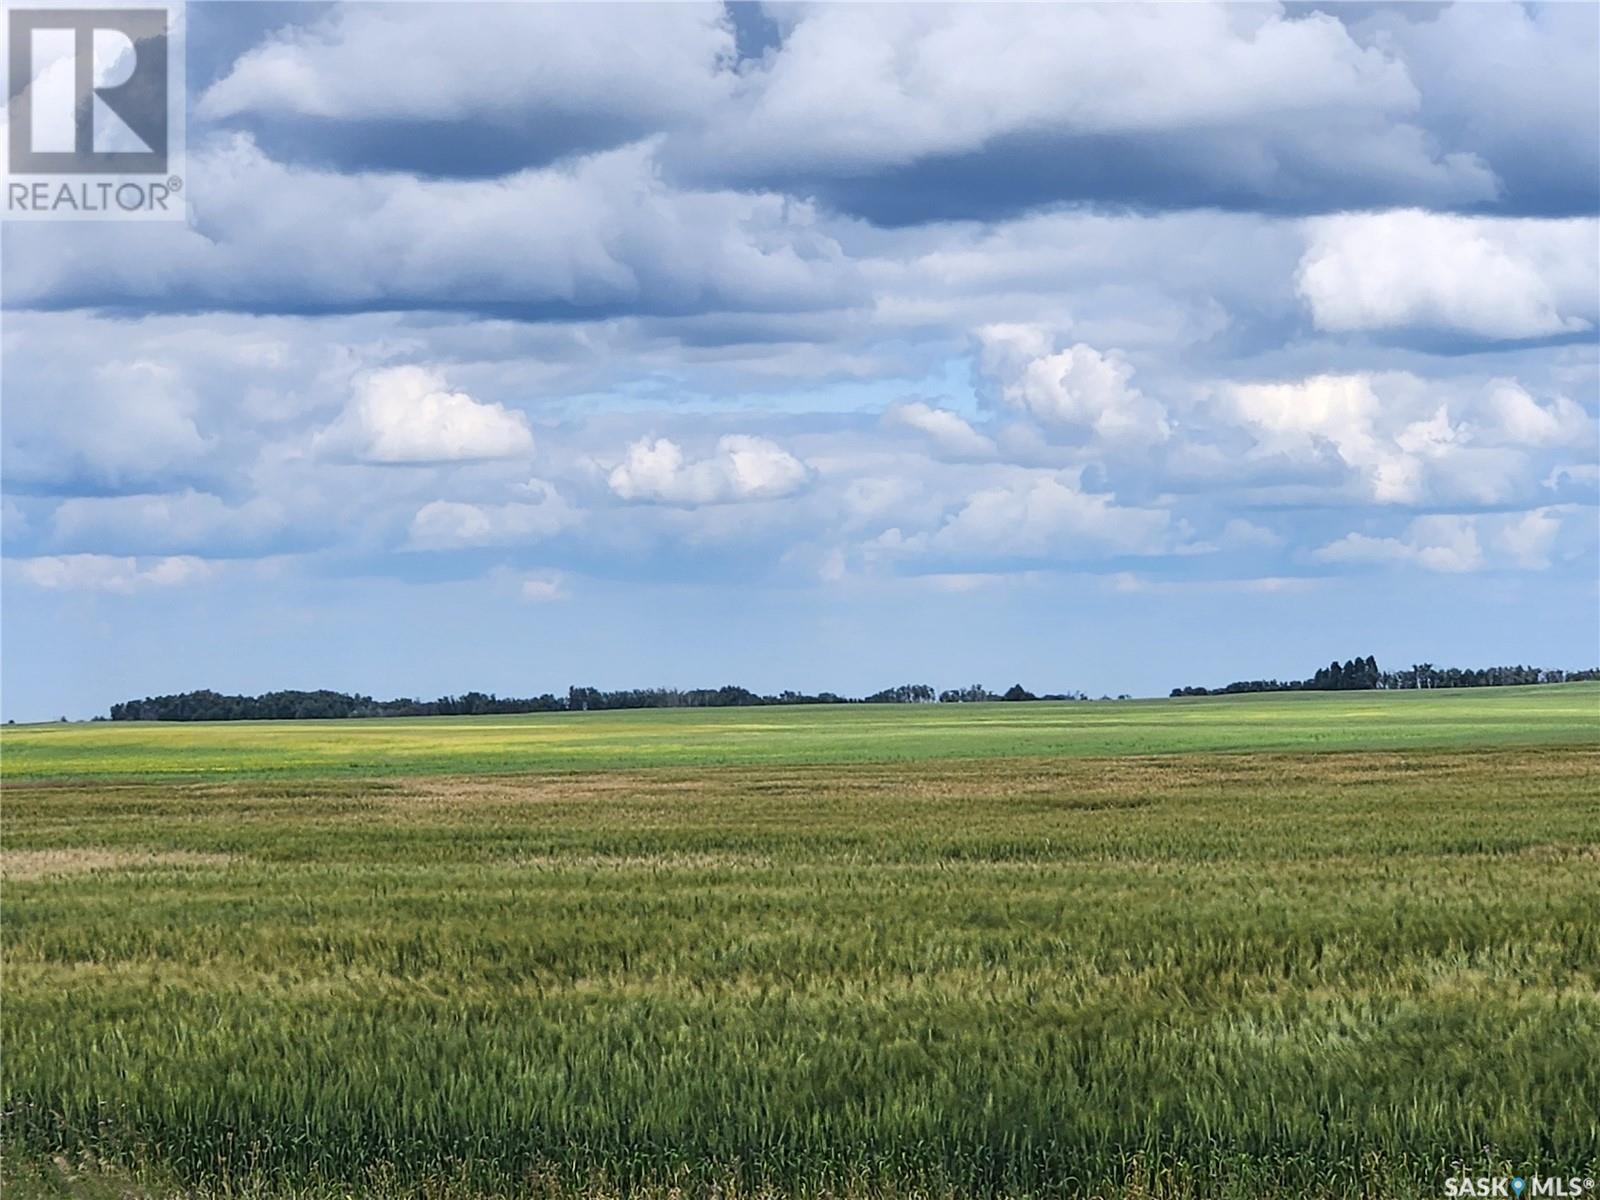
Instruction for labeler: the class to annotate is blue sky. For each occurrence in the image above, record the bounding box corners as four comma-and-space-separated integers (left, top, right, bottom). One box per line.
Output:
3, 1, 1598, 720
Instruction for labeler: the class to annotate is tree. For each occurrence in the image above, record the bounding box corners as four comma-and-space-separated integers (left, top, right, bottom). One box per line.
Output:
939, 684, 993, 703
864, 683, 936, 704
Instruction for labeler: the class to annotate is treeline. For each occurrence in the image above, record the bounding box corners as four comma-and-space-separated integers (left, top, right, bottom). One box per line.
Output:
1171, 656, 1600, 698
108, 689, 571, 722
107, 681, 1105, 722
103, 659, 1599, 721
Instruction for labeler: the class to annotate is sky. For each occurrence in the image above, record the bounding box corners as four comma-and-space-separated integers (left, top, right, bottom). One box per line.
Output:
2, 1, 1598, 721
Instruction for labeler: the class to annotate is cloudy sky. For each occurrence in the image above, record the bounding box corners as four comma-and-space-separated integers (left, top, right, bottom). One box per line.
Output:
3, 2, 1598, 719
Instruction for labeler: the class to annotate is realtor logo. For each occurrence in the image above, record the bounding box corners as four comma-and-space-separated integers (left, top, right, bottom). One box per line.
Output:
10, 7, 167, 171
4, 3, 185, 218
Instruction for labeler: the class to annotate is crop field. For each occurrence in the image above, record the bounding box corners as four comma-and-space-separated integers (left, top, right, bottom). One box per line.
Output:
5, 685, 1597, 780
3, 685, 1599, 1199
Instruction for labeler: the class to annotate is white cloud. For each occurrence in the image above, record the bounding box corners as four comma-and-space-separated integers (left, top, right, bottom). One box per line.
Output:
201, 5, 731, 125
1314, 509, 1565, 573
1228, 372, 1400, 492
2, 15, 1594, 615
883, 402, 995, 458
318, 366, 534, 464
608, 435, 809, 505
518, 574, 567, 603
1493, 508, 1564, 570
1297, 212, 1598, 339
407, 484, 576, 550
1479, 381, 1593, 449
4, 138, 856, 320
976, 325, 1171, 444
7, 554, 214, 593
1222, 372, 1576, 506
900, 471, 1173, 562
688, 4, 1495, 211
184, 1, 1573, 223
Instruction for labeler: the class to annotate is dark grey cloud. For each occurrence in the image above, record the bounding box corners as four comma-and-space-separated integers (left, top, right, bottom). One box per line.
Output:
191, 2, 1596, 222
233, 111, 661, 180
1352, 2, 1600, 218
749, 123, 1491, 226
668, 3, 1594, 223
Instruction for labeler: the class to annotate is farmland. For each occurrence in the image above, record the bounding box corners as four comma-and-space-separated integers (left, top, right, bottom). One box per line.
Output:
5, 684, 1596, 780
3, 685, 1599, 1199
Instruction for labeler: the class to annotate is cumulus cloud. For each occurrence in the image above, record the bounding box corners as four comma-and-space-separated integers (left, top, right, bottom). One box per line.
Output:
1297, 212, 1599, 339
796, 5, 1406, 152
672, 3, 1505, 221
878, 470, 1173, 563
203, 5, 729, 123
1358, 2, 1599, 217
1222, 372, 1588, 506
182, 0, 1591, 221
883, 402, 996, 459
1479, 381, 1593, 449
976, 325, 1171, 444
199, 4, 733, 173
406, 484, 576, 550
2, 3, 1596, 632
1314, 509, 1565, 574
1494, 508, 1567, 570
608, 435, 809, 505
1228, 373, 1421, 502
3, 138, 857, 320
318, 366, 534, 464
7, 554, 214, 593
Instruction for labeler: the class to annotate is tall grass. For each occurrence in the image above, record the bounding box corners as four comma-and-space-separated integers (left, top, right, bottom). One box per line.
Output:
4, 739, 1599, 1196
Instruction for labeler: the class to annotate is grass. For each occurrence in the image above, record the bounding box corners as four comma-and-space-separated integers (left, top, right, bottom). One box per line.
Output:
4, 683, 1597, 780
3, 686, 1599, 1198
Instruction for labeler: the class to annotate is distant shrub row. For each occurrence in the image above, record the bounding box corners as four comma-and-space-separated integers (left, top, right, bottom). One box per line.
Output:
104, 657, 1598, 721
1170, 655, 1599, 697
105, 682, 1100, 721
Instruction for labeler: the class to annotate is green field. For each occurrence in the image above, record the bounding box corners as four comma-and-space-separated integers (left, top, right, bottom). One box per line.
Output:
5, 684, 1597, 780
4, 686, 1599, 1199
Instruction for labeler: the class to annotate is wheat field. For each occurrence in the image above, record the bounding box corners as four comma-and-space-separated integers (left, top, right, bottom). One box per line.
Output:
3, 687, 1599, 1198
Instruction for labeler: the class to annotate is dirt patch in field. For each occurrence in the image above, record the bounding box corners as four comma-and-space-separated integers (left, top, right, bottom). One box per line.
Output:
343, 747, 1600, 822
385, 773, 710, 812
0, 848, 238, 881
